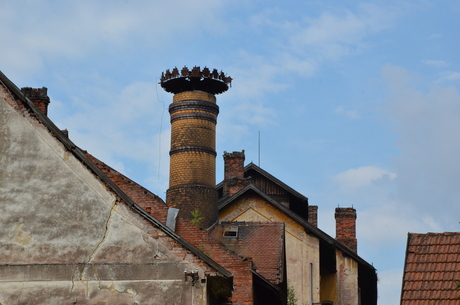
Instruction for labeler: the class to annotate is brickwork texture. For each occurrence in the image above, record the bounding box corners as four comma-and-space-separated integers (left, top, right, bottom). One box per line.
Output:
335, 207, 357, 253
167, 90, 219, 229
223, 151, 251, 197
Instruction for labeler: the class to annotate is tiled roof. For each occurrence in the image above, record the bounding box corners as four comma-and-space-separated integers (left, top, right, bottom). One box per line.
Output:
216, 162, 308, 201
85, 153, 169, 224
218, 184, 375, 270
401, 232, 460, 305
212, 222, 285, 285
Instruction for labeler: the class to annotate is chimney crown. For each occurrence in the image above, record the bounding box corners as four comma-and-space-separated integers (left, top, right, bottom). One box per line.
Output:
21, 87, 50, 116
223, 150, 245, 159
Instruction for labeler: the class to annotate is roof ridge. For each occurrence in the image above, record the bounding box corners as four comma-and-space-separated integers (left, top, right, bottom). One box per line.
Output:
219, 184, 375, 270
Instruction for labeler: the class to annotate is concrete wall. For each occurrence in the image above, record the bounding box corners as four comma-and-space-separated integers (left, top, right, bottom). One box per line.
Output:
219, 195, 321, 305
0, 89, 213, 304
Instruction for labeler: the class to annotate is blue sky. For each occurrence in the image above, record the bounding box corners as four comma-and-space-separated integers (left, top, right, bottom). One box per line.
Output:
1, 1, 460, 303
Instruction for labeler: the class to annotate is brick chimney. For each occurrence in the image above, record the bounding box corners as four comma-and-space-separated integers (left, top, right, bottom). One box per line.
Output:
223, 150, 251, 197
308, 205, 318, 227
160, 66, 232, 229
21, 87, 50, 116
335, 207, 357, 253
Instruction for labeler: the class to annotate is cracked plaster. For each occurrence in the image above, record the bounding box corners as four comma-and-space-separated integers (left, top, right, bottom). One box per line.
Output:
0, 86, 212, 304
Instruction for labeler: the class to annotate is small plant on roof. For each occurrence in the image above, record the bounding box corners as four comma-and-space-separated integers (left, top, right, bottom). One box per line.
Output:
190, 208, 204, 227
199, 243, 209, 256
454, 280, 460, 299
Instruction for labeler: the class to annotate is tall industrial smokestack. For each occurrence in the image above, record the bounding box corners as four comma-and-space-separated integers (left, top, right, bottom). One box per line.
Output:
160, 66, 232, 229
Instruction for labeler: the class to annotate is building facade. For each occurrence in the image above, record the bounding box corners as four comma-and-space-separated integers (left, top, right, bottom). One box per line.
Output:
217, 155, 377, 305
0, 67, 377, 304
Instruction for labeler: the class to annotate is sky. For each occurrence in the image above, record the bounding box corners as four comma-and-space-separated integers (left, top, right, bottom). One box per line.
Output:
1, 0, 459, 303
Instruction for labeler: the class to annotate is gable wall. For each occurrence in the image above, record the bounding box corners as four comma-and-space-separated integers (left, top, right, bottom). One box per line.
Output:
219, 195, 320, 305
0, 87, 216, 304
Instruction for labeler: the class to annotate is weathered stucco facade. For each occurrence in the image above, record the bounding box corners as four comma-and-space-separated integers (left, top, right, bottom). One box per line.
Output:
0, 76, 226, 305
217, 159, 378, 305
219, 195, 320, 305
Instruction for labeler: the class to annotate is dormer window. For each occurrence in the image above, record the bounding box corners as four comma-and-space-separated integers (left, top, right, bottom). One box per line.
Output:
223, 225, 238, 239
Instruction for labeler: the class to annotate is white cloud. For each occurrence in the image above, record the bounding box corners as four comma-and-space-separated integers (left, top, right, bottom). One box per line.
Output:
335, 105, 361, 119
428, 33, 443, 39
382, 65, 460, 231
359, 203, 441, 247
222, 2, 402, 104
0, 0, 226, 76
422, 59, 449, 68
334, 166, 396, 192
377, 269, 404, 305
230, 56, 290, 99
288, 3, 399, 60
279, 53, 318, 77
436, 71, 460, 84
51, 79, 171, 197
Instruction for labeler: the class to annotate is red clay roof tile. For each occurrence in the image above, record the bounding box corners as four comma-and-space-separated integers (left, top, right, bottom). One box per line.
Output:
212, 221, 285, 285
401, 232, 460, 305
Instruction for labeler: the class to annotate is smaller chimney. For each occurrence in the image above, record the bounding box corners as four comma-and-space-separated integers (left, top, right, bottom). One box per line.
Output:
223, 150, 250, 197
308, 205, 318, 227
21, 87, 50, 116
335, 207, 357, 253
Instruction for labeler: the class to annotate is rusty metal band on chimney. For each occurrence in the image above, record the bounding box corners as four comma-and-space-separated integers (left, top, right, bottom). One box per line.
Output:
169, 146, 217, 156
169, 100, 219, 115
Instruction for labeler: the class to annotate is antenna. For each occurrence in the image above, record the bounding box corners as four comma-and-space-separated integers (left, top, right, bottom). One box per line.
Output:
258, 131, 260, 166
155, 79, 165, 180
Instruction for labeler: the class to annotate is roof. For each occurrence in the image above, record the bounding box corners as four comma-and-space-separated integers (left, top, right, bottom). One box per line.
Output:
0, 69, 231, 278
244, 163, 308, 201
217, 162, 308, 202
212, 222, 285, 285
218, 183, 376, 272
401, 232, 460, 305
84, 153, 169, 224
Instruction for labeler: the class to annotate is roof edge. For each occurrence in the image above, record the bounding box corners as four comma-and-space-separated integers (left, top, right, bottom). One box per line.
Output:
245, 162, 308, 201
219, 184, 375, 271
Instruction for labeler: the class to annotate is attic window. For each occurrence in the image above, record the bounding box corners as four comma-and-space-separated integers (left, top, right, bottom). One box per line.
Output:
223, 226, 238, 239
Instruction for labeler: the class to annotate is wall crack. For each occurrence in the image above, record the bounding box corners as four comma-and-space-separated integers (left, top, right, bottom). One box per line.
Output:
70, 199, 117, 293
86, 198, 117, 264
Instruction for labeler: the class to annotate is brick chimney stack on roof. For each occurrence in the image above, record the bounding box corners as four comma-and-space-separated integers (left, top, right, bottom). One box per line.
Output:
21, 87, 50, 116
308, 205, 318, 228
223, 150, 250, 197
160, 66, 232, 229
335, 207, 357, 253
